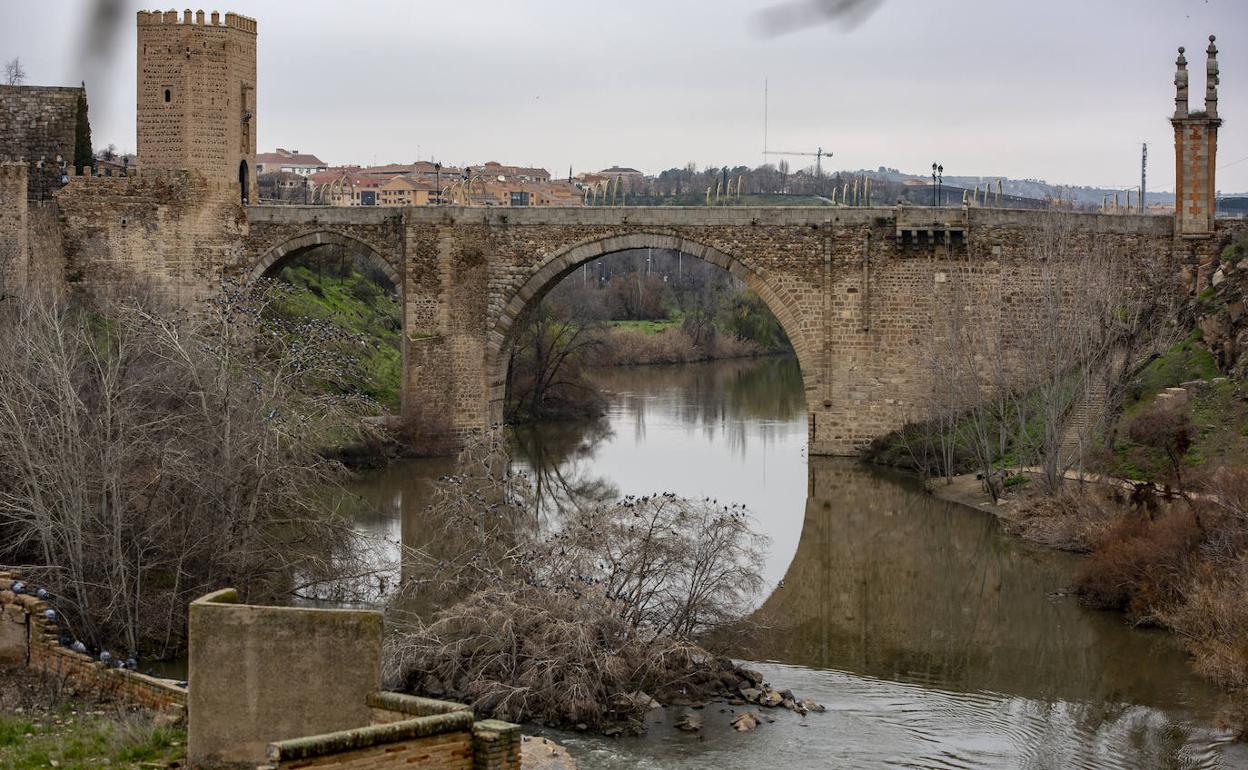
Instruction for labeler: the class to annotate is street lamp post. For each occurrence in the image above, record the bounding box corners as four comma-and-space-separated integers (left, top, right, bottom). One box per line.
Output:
434, 163, 442, 205
931, 163, 943, 206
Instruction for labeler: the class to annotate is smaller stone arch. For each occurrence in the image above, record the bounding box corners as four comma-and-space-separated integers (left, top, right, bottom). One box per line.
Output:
248, 230, 402, 290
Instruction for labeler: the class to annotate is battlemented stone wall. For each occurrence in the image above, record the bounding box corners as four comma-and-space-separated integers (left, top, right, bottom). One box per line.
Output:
0, 84, 82, 196
137, 10, 256, 203
54, 170, 242, 304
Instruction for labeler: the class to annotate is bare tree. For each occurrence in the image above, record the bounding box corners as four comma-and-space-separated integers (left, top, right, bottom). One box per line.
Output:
4, 57, 26, 85
916, 215, 1178, 496
0, 282, 378, 657
505, 301, 604, 422
385, 432, 772, 729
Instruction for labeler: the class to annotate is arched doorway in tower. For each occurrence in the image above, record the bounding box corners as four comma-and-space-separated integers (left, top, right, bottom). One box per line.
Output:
251, 233, 402, 411
239, 160, 250, 204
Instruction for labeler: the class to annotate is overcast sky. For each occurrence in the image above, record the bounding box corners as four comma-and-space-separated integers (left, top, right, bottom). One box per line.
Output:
5, 0, 1248, 192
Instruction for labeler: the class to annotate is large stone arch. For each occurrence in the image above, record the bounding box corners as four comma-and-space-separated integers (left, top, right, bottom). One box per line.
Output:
485, 231, 818, 422
247, 229, 402, 290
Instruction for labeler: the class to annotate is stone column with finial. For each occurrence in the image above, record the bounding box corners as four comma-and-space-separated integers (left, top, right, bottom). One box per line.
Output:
1171, 35, 1221, 238
1174, 46, 1188, 119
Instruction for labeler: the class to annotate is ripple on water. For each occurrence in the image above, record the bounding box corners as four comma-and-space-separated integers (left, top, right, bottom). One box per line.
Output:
545, 663, 1238, 770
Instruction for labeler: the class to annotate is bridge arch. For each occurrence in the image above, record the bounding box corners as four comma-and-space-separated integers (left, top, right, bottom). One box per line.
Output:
247, 229, 402, 290
486, 231, 818, 422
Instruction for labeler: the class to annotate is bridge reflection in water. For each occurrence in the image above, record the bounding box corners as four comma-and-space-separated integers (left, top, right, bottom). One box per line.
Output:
348, 357, 1239, 767
753, 458, 1218, 712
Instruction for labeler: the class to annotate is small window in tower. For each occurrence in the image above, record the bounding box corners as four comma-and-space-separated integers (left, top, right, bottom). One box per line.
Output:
164, 89, 171, 103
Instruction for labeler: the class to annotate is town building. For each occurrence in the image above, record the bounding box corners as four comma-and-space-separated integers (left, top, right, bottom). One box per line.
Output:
255, 148, 328, 176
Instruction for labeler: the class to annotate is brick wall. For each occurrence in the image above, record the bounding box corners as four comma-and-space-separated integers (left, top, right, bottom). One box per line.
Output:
0, 573, 186, 712
260, 694, 519, 770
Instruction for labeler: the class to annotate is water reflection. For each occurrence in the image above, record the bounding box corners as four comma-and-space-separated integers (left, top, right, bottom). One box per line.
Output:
754, 459, 1222, 713
348, 356, 1245, 769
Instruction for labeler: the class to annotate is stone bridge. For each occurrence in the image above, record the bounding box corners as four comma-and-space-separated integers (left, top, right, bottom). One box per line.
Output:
240, 203, 1209, 455
0, 13, 1236, 456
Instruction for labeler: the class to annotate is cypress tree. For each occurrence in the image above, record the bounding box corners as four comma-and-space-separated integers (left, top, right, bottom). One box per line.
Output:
73, 83, 93, 173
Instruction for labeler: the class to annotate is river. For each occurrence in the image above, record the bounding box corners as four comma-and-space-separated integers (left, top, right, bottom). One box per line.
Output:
350, 356, 1248, 769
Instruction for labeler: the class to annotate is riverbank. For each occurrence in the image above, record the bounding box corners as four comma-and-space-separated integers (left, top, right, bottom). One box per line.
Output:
0, 667, 184, 770
923, 463, 1248, 734
592, 324, 783, 367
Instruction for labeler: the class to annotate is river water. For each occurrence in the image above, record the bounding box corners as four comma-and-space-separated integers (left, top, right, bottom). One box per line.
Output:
350, 356, 1248, 769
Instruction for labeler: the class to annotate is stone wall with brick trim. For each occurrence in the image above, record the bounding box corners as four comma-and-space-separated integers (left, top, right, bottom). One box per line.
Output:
259, 693, 520, 770
0, 573, 187, 712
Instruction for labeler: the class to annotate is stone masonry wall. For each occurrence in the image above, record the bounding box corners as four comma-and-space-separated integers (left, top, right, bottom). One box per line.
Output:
137, 10, 257, 203
383, 205, 1180, 455
0, 84, 82, 196
0, 163, 29, 295
55, 170, 243, 304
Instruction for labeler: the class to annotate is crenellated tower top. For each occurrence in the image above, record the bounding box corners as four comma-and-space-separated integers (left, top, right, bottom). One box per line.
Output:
135, 9, 257, 204
135, 9, 256, 33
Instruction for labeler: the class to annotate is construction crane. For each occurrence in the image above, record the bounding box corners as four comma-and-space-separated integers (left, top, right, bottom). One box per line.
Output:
764, 146, 833, 178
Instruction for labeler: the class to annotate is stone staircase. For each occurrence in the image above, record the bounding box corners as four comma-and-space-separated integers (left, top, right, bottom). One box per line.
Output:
1058, 380, 1109, 465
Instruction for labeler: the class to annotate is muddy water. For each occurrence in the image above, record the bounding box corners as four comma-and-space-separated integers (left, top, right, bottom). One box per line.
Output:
350, 357, 1247, 769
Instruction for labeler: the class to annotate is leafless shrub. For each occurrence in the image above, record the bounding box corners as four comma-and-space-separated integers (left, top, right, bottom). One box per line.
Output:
1126, 403, 1196, 492
1074, 505, 1203, 619
385, 432, 771, 730
1004, 486, 1125, 551
595, 327, 766, 367
506, 302, 605, 423
1159, 558, 1248, 691
0, 282, 379, 657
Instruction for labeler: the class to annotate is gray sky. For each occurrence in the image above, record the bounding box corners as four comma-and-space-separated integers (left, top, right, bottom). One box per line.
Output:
5, 0, 1248, 192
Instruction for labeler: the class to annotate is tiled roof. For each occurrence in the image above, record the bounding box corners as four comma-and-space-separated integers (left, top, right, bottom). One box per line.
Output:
256, 150, 326, 167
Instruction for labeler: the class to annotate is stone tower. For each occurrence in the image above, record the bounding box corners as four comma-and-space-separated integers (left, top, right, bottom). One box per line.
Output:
136, 9, 257, 204
1171, 35, 1221, 237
